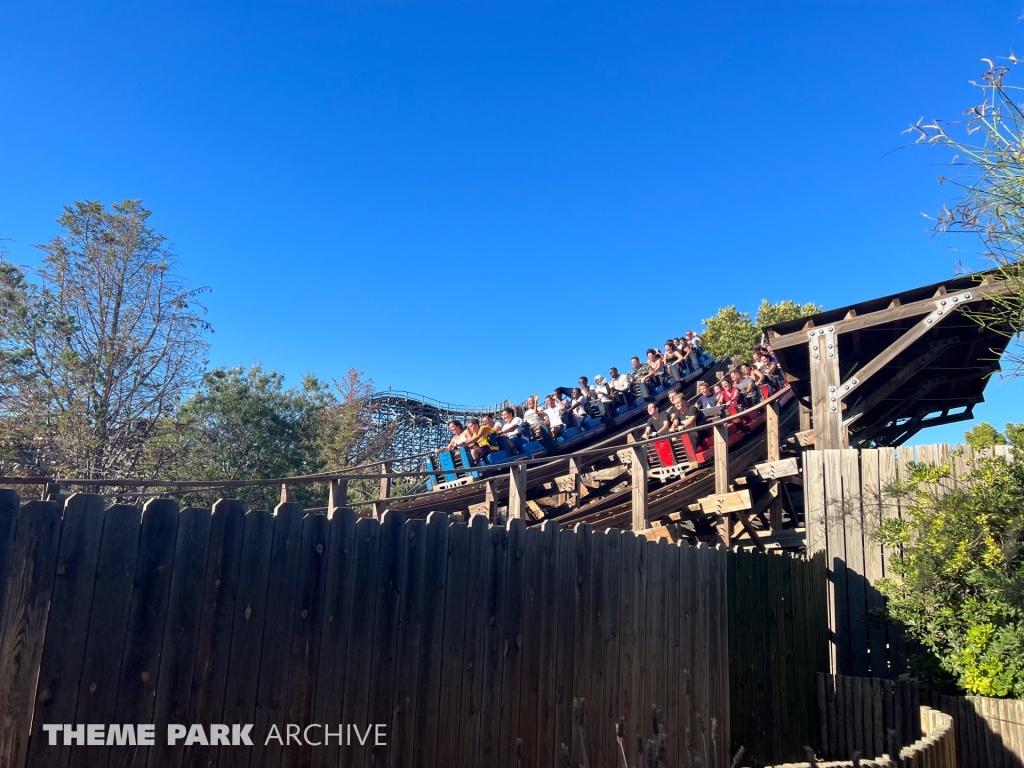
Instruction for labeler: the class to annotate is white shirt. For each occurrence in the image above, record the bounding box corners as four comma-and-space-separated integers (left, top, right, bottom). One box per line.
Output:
611, 374, 631, 392
499, 416, 523, 436
543, 406, 564, 429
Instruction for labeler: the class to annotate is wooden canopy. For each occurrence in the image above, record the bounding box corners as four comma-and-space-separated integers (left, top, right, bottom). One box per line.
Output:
763, 272, 1015, 448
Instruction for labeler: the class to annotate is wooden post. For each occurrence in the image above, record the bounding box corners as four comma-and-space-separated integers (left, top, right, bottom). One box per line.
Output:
713, 423, 731, 547
799, 401, 812, 433
327, 478, 348, 519
808, 327, 847, 449
508, 463, 527, 519
279, 483, 293, 505
766, 398, 784, 529
379, 460, 393, 501
484, 480, 496, 521
372, 500, 386, 519
569, 457, 583, 502
627, 434, 649, 531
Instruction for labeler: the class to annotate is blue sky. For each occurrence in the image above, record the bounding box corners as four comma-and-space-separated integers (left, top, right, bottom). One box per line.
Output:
1, 0, 1021, 444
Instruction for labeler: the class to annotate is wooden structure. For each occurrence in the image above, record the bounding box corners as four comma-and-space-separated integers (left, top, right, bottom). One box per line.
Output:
759, 707, 956, 768
932, 693, 1024, 768
804, 441, 1015, 679
816, 673, 922, 761
0, 489, 826, 768
765, 273, 1014, 449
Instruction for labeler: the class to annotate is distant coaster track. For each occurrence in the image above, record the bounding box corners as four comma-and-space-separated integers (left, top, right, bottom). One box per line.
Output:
365, 389, 512, 469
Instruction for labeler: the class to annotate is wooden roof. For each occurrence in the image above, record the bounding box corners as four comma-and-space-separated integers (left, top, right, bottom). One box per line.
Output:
763, 272, 1014, 447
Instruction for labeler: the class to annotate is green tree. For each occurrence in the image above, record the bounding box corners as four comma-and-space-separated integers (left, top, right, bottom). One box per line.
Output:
702, 300, 820, 359
911, 58, 1024, 377
163, 365, 331, 509
161, 365, 396, 510
965, 422, 1008, 450
0, 201, 210, 478
875, 438, 1024, 697
755, 299, 822, 329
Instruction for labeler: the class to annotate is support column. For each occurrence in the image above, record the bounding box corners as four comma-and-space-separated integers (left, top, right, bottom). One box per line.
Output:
508, 463, 527, 520
327, 478, 348, 519
766, 398, 783, 529
379, 460, 393, 502
808, 326, 847, 449
627, 434, 649, 531
713, 423, 731, 547
484, 480, 496, 521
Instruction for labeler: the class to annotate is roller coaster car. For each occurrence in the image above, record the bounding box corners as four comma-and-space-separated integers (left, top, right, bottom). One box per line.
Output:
424, 347, 718, 492
646, 383, 794, 482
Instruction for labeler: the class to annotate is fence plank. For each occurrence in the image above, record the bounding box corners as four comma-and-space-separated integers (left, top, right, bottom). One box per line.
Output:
496, 518, 527, 768
147, 505, 214, 768
618, 531, 638, 764
26, 493, 105, 768
218, 509, 276, 768
67, 503, 142, 768
586, 526, 608, 767
601, 529, 623, 766
457, 514, 491, 768
252, 503, 305, 768
363, 510, 406, 768
180, 499, 246, 768
388, 518, 428, 768
338, 516, 383, 768
860, 450, 888, 678
107, 498, 180, 768
312, 507, 358, 768
0, 499, 62, 768
0, 489, 19, 625
281, 511, 330, 768
552, 526, 576, 768
435, 519, 470, 768
412, 512, 451, 768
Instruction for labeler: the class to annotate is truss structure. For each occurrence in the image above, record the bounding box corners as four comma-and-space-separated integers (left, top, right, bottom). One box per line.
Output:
363, 389, 511, 470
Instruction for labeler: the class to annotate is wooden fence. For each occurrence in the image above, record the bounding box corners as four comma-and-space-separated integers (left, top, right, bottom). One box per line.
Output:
728, 550, 829, 766
0, 489, 804, 768
760, 707, 956, 768
816, 674, 921, 761
803, 442, 1015, 678
932, 694, 1024, 768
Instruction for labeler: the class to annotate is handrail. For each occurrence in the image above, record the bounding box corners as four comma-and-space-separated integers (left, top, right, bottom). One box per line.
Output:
0, 386, 791, 491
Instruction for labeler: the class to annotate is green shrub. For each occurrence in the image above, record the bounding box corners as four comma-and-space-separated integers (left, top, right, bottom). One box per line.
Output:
875, 436, 1024, 698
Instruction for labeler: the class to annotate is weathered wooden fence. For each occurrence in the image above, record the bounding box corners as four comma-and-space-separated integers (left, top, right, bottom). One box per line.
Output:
816, 673, 921, 761
932, 694, 1024, 768
728, 550, 829, 766
760, 707, 956, 768
0, 488, 823, 768
803, 442, 1015, 678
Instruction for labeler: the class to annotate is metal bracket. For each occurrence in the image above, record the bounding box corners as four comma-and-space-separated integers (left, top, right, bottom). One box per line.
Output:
834, 291, 973, 404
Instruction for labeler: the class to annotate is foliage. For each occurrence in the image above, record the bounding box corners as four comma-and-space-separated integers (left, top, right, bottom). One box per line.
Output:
0, 200, 210, 478
754, 299, 822, 329
161, 365, 395, 510
909, 57, 1024, 377
701, 300, 820, 359
965, 421, 1024, 450
875, 437, 1024, 697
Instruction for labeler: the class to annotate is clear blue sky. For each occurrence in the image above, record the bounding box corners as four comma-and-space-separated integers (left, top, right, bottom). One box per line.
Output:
1, 1, 1021, 444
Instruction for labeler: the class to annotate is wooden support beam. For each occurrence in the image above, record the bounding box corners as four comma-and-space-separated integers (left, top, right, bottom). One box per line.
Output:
751, 457, 800, 480
767, 280, 1010, 350
799, 401, 811, 433
508, 463, 527, 520
808, 326, 847, 449
280, 484, 293, 505
627, 434, 649, 532
766, 397, 781, 462
697, 490, 751, 514
372, 500, 387, 518
484, 479, 496, 520
713, 423, 730, 547
327, 478, 348, 519
379, 460, 393, 501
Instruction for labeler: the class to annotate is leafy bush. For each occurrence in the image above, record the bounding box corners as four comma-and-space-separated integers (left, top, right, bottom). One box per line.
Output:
875, 437, 1024, 697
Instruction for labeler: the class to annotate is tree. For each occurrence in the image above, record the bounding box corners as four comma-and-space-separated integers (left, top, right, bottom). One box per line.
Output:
964, 421, 1024, 450
875, 438, 1024, 697
164, 365, 331, 509
701, 300, 821, 359
754, 299, 822, 329
162, 365, 396, 510
0, 200, 210, 478
910, 58, 1024, 377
